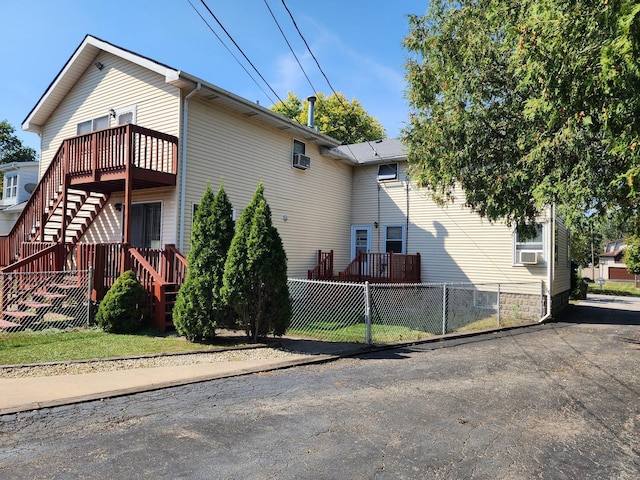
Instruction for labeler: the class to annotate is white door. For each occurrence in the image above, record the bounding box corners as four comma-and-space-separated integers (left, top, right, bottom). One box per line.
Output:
351, 225, 372, 275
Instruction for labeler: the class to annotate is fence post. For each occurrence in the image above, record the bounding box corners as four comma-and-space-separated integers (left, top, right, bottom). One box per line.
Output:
442, 283, 447, 335
86, 266, 94, 326
364, 281, 372, 345
497, 283, 501, 327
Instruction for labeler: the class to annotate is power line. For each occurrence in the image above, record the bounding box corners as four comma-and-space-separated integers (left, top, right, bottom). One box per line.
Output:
263, 0, 317, 95
186, 0, 276, 104
197, 0, 285, 104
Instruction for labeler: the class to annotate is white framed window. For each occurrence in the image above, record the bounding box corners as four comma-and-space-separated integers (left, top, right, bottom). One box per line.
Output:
293, 139, 305, 156
4, 175, 18, 199
115, 105, 137, 125
77, 115, 109, 135
377, 163, 398, 181
384, 225, 405, 254
514, 223, 545, 266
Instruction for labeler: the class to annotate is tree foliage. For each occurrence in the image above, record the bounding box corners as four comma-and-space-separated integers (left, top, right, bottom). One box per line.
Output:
222, 183, 291, 340
0, 120, 36, 164
403, 0, 640, 229
173, 183, 235, 340
96, 270, 146, 333
271, 92, 386, 144
624, 237, 640, 274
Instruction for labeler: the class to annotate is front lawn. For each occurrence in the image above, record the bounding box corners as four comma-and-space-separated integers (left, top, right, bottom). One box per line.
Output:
587, 281, 640, 297
0, 328, 230, 365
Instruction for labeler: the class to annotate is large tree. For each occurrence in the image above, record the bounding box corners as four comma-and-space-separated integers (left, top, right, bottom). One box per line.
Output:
222, 182, 291, 340
0, 120, 36, 164
403, 1, 640, 230
173, 182, 235, 340
271, 92, 386, 144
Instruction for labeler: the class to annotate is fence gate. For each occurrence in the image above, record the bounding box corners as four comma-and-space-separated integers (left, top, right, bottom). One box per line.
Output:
0, 269, 92, 337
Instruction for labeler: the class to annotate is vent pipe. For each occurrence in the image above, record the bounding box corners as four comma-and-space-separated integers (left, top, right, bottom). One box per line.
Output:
307, 95, 317, 128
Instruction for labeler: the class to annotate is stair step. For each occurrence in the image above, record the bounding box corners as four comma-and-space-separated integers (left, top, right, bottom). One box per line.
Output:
0, 318, 21, 328
19, 300, 54, 310
3, 311, 37, 319
33, 292, 67, 300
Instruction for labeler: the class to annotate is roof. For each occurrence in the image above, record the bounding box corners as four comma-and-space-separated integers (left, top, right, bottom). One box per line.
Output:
0, 161, 40, 173
22, 35, 341, 149
329, 138, 407, 165
600, 240, 626, 258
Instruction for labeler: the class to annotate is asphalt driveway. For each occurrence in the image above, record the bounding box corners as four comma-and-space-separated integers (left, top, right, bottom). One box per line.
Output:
0, 294, 638, 479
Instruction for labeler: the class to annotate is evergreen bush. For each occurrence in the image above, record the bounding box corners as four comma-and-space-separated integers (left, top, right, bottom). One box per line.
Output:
95, 270, 147, 333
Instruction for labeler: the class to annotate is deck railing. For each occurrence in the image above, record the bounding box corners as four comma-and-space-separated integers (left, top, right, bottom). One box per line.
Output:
338, 252, 421, 283
0, 125, 178, 267
308, 250, 334, 280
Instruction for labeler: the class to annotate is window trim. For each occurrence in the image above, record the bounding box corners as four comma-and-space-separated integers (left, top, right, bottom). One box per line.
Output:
513, 223, 546, 266
383, 224, 406, 254
377, 163, 398, 182
4, 174, 18, 199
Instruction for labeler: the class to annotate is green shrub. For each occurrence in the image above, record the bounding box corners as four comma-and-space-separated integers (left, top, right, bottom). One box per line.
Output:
96, 270, 147, 333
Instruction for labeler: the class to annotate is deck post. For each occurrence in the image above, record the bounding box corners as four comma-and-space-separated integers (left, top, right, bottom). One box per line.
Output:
123, 125, 133, 245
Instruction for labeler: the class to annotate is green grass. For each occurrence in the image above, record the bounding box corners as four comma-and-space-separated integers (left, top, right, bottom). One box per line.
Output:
454, 316, 531, 333
587, 281, 640, 297
0, 328, 229, 365
288, 323, 433, 344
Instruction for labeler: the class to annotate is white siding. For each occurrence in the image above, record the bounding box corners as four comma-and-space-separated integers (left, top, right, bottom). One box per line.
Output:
81, 187, 178, 245
38, 51, 180, 176
182, 98, 352, 278
352, 163, 552, 294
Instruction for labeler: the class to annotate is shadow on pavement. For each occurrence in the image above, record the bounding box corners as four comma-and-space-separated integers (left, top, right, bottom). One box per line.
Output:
558, 303, 640, 326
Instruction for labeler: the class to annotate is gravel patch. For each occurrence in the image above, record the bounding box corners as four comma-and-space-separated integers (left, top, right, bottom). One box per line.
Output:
0, 347, 305, 378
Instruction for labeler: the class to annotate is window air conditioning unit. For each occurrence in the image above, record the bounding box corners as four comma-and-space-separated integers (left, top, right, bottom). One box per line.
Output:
518, 250, 539, 265
292, 153, 311, 170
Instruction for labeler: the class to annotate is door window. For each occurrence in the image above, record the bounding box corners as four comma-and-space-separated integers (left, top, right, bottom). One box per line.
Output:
130, 202, 162, 248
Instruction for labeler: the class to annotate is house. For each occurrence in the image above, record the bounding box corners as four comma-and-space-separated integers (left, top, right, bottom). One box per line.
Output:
333, 138, 571, 316
599, 240, 634, 281
2, 35, 570, 331
0, 161, 39, 234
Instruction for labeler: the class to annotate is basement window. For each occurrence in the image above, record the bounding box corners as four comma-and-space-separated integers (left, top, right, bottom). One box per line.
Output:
377, 163, 398, 181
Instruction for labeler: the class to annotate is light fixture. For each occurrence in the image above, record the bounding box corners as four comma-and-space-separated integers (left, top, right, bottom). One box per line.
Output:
114, 202, 122, 212
109, 108, 116, 118
282, 215, 288, 222
374, 221, 378, 229
94, 61, 104, 70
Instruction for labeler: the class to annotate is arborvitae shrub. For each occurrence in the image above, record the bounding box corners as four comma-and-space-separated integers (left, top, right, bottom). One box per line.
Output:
96, 270, 147, 333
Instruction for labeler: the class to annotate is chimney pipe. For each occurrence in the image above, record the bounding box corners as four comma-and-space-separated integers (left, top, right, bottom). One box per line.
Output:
307, 95, 317, 128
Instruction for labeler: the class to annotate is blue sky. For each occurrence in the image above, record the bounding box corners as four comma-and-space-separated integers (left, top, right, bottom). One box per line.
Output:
0, 0, 428, 153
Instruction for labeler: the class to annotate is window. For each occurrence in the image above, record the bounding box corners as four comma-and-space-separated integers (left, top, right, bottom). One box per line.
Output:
377, 164, 398, 181
4, 175, 17, 199
115, 105, 137, 125
77, 115, 109, 135
130, 202, 162, 248
514, 223, 544, 265
385, 225, 405, 253
293, 140, 306, 156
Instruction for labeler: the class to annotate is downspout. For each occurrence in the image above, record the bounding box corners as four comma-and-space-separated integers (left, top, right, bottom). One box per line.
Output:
540, 204, 555, 323
178, 82, 201, 252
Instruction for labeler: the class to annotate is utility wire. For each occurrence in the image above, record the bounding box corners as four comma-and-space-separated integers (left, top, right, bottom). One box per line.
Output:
198, 0, 285, 104
279, 0, 383, 156
187, 0, 275, 104
263, 0, 317, 95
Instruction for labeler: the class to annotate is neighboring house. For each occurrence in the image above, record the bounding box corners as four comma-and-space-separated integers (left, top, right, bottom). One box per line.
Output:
1, 35, 571, 330
0, 161, 39, 234
599, 240, 634, 281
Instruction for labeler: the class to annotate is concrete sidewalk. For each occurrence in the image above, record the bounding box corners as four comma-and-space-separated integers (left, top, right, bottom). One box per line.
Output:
0, 338, 370, 415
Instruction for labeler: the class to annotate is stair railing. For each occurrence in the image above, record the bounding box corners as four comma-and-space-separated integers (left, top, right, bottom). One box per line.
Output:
308, 250, 333, 280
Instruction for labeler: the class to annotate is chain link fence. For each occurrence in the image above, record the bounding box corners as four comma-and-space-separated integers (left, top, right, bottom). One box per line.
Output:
288, 279, 545, 345
0, 270, 92, 337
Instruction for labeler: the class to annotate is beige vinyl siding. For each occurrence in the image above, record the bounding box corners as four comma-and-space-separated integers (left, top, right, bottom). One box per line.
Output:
38, 51, 180, 176
553, 216, 572, 296
182, 98, 352, 277
81, 187, 178, 245
352, 163, 549, 293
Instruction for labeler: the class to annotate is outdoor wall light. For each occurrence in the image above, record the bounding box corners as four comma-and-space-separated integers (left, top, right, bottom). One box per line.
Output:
94, 61, 104, 70
109, 108, 116, 118
374, 221, 378, 228
282, 215, 288, 221
114, 203, 122, 212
